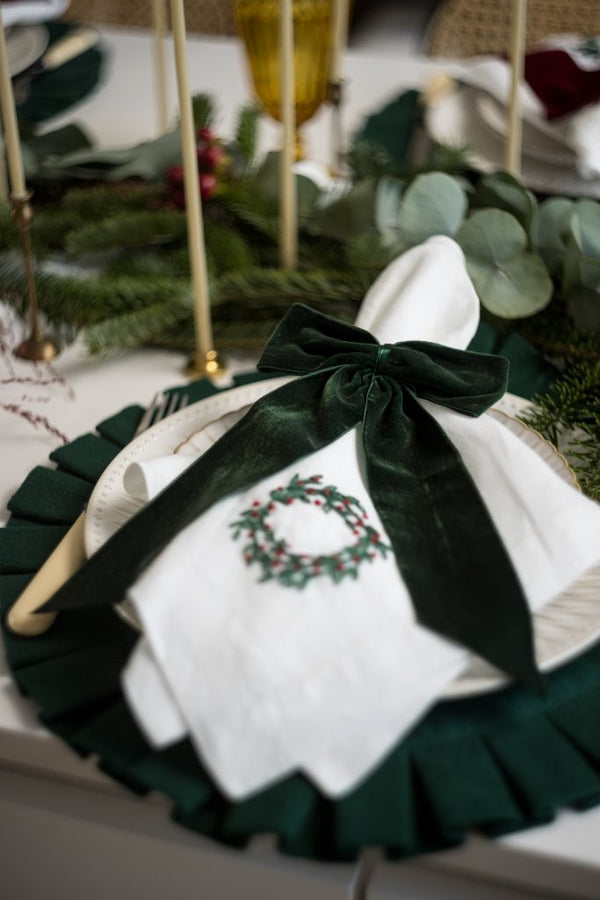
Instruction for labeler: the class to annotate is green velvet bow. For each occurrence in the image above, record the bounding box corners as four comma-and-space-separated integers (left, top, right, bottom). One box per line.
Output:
42, 304, 541, 691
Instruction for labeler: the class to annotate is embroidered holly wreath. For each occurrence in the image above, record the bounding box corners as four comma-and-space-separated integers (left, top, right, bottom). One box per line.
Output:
230, 474, 391, 589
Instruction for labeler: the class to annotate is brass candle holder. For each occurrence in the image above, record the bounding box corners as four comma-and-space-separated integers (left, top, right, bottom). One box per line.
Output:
185, 348, 225, 379
12, 193, 58, 361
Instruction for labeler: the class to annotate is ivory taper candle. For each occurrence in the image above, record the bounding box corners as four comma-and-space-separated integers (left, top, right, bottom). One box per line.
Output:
152, 0, 169, 134
279, 0, 297, 269
0, 8, 26, 197
330, 0, 349, 85
170, 0, 215, 363
505, 0, 527, 176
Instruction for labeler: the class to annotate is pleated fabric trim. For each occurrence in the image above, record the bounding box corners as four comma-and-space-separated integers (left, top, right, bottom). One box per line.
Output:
2, 374, 600, 862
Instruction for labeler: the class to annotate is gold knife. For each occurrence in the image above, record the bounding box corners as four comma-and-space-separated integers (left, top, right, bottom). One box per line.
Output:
7, 512, 86, 636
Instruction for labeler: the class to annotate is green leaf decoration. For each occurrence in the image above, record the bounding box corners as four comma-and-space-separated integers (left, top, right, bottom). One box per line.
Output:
44, 130, 182, 183
108, 130, 183, 182
471, 171, 537, 231
251, 150, 322, 218
566, 200, 600, 291
39, 145, 138, 181
457, 208, 553, 317
374, 176, 405, 244
309, 178, 377, 241
397, 172, 468, 247
355, 90, 422, 172
531, 197, 575, 277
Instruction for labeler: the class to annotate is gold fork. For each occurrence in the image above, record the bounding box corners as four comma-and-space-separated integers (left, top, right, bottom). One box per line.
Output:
7, 391, 188, 636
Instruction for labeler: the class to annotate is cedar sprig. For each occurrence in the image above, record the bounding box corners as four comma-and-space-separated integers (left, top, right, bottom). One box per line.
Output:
520, 360, 600, 499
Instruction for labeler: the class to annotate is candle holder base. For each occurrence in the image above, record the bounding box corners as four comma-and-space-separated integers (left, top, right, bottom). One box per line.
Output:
10, 192, 60, 362
185, 348, 226, 379
14, 333, 59, 361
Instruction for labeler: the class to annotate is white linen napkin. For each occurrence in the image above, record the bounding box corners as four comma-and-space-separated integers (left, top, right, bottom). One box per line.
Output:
121, 237, 600, 799
449, 50, 600, 179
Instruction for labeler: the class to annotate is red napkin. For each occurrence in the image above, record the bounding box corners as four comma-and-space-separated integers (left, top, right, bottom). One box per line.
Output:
525, 38, 600, 119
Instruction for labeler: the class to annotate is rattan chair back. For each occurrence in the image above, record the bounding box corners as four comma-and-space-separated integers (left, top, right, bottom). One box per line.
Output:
426, 0, 600, 57
62, 0, 236, 35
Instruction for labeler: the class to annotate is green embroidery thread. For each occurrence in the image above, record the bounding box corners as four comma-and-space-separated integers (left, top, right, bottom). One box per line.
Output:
230, 474, 391, 589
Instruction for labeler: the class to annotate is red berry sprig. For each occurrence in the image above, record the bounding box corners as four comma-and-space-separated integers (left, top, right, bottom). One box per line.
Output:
164, 126, 228, 209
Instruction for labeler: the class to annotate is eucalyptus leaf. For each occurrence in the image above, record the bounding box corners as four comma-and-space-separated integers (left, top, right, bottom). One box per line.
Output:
108, 130, 183, 182
531, 197, 574, 277
471, 171, 537, 231
374, 176, 404, 242
253, 151, 282, 201
457, 209, 553, 317
567, 200, 600, 290
252, 151, 322, 217
397, 172, 468, 247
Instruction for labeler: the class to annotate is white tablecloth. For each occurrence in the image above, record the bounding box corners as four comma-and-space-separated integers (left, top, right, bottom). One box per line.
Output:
1, 26, 599, 900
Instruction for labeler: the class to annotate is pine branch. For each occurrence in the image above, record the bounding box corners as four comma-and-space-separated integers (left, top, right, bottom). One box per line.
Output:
60, 184, 161, 218
233, 102, 261, 170
218, 183, 279, 241
517, 301, 600, 364
0, 260, 193, 328
191, 93, 215, 130
346, 139, 396, 180
105, 247, 190, 279
83, 298, 192, 355
214, 267, 365, 306
64, 209, 188, 256
520, 360, 600, 499
204, 221, 257, 274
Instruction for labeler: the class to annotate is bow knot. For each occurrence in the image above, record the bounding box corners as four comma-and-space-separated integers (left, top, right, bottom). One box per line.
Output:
374, 344, 393, 377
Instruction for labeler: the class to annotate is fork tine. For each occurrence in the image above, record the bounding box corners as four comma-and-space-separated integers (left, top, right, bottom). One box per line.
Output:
134, 391, 163, 437
134, 391, 189, 439
165, 391, 182, 417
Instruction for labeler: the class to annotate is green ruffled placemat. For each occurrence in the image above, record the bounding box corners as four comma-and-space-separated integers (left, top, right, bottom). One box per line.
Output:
2, 364, 600, 863
16, 22, 105, 128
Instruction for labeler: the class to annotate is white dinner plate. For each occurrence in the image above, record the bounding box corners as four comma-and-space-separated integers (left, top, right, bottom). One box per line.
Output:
85, 381, 600, 700
5, 24, 49, 77
426, 85, 600, 199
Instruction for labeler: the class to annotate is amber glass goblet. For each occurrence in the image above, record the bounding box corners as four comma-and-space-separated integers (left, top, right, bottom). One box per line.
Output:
234, 0, 333, 159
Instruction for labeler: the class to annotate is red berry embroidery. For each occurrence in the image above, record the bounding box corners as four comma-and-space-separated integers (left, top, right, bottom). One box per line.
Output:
230, 474, 390, 589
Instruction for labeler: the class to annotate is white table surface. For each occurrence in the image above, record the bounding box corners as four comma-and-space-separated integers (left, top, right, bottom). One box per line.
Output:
1, 24, 600, 900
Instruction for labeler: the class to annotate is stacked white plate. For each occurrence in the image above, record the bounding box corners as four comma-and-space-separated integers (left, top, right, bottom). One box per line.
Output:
426, 79, 600, 199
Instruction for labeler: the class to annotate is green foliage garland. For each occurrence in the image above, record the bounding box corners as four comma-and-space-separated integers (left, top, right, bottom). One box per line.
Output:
1, 91, 598, 495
